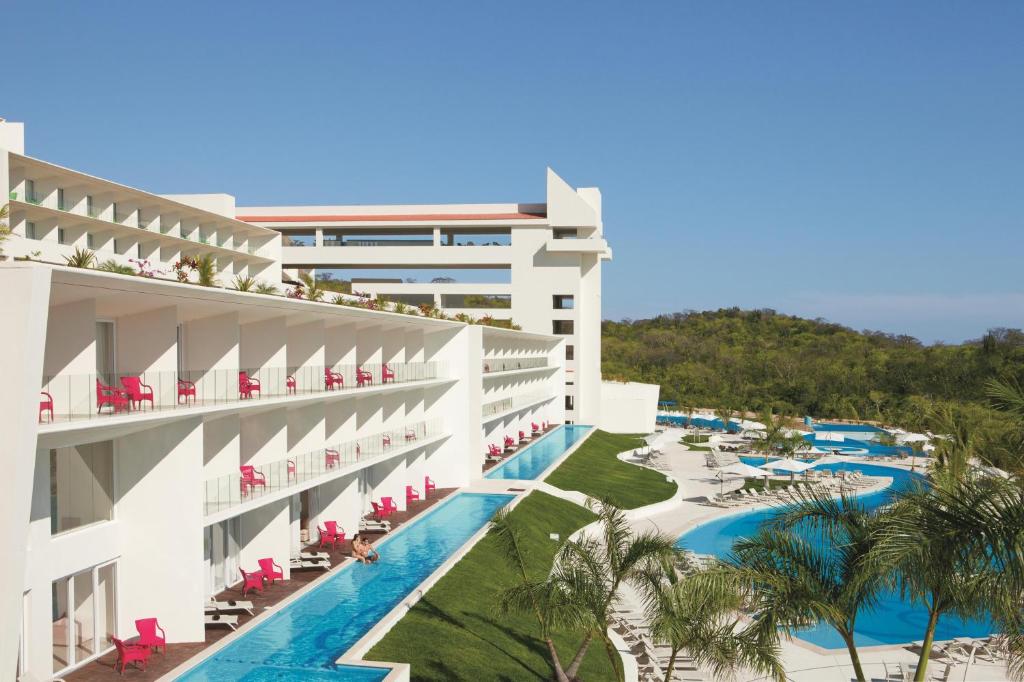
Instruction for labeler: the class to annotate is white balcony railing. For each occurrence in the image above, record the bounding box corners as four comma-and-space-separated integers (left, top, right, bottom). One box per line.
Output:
482, 357, 548, 374
482, 391, 553, 418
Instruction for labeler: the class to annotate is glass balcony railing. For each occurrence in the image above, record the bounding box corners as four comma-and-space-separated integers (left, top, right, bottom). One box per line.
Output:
482, 391, 553, 418
482, 357, 549, 373
38, 362, 446, 423
202, 418, 444, 515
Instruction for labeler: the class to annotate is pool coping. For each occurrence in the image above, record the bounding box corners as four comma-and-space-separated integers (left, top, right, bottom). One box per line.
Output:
484, 423, 594, 481
158, 491, 516, 682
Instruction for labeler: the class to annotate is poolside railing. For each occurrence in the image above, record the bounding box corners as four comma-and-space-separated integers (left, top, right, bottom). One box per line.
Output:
39, 361, 446, 422
202, 418, 444, 515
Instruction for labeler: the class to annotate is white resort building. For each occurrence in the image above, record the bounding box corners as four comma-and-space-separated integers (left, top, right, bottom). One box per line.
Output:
0, 120, 657, 679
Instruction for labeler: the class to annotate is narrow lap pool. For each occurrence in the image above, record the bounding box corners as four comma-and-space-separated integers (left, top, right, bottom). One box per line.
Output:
485, 425, 592, 480
678, 461, 992, 649
178, 492, 513, 681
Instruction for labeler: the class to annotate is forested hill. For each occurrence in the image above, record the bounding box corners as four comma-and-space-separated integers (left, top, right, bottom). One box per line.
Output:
601, 309, 1024, 428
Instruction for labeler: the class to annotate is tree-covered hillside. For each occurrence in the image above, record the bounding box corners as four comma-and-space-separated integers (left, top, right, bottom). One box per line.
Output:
602, 308, 1024, 431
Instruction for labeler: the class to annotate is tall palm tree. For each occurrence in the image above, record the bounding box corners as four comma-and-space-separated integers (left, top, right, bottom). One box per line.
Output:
716, 405, 734, 434
195, 254, 217, 287
299, 272, 325, 302
725, 489, 887, 682
491, 508, 573, 682
753, 408, 789, 463
926, 404, 977, 486
639, 556, 785, 681
870, 477, 1024, 681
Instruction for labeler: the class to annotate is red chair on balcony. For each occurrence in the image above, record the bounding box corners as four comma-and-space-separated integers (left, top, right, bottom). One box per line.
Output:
121, 376, 155, 410
96, 379, 131, 414
370, 501, 385, 521
382, 434, 392, 448
134, 617, 167, 654
531, 422, 541, 435
240, 568, 264, 596
519, 430, 529, 443
239, 465, 266, 497
239, 372, 261, 399
286, 375, 297, 395
488, 443, 502, 458
425, 476, 436, 497
177, 378, 196, 404
504, 435, 516, 452
287, 459, 296, 480
381, 497, 398, 517
325, 367, 344, 390
39, 391, 54, 423
405, 429, 418, 442
356, 367, 373, 387
111, 636, 151, 674
258, 558, 285, 584
325, 449, 341, 469
318, 524, 342, 549
382, 363, 396, 384
406, 485, 420, 506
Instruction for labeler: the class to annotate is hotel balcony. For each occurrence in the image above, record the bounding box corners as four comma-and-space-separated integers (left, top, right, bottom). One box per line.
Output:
482, 391, 556, 421
202, 418, 446, 519
38, 362, 447, 428
482, 356, 551, 374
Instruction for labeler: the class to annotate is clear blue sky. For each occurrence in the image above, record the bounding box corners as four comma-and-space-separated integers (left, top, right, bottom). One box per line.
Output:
7, 2, 1022, 343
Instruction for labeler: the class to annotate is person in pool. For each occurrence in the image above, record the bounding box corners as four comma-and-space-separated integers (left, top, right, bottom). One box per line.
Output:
352, 535, 380, 564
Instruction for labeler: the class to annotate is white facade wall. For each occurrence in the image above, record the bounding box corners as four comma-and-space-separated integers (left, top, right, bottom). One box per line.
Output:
598, 381, 661, 434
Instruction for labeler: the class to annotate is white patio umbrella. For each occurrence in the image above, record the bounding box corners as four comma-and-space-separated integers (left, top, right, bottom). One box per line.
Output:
760, 458, 815, 483
715, 462, 771, 495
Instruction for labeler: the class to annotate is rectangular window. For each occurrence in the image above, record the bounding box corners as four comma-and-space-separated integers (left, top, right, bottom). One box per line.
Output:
57, 188, 66, 210
565, 344, 575, 361
50, 442, 115, 535
553, 228, 577, 240
565, 395, 575, 411
26, 222, 36, 240
553, 295, 575, 310
87, 233, 94, 249
96, 321, 116, 383
25, 179, 37, 203
111, 202, 119, 221
58, 228, 67, 244
552, 320, 574, 335
86, 195, 95, 217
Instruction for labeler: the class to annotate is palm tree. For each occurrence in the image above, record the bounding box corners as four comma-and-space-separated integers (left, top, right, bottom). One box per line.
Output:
715, 405, 734, 433
926, 404, 977, 485
97, 259, 135, 275
0, 203, 10, 257
490, 508, 573, 682
870, 477, 1024, 681
64, 246, 96, 268
639, 556, 785, 681
299, 272, 325, 301
232, 275, 256, 292
254, 282, 278, 295
753, 408, 789, 463
725, 489, 887, 682
986, 377, 1024, 418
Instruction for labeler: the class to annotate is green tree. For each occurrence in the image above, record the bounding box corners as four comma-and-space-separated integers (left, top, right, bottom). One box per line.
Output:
299, 272, 325, 301
64, 247, 96, 268
195, 254, 217, 287
753, 408, 790, 463
726, 489, 887, 682
715, 405, 734, 433
231, 275, 256, 292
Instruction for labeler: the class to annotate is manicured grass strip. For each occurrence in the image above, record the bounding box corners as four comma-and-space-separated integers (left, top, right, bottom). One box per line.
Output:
544, 429, 678, 509
365, 491, 617, 682
681, 434, 711, 444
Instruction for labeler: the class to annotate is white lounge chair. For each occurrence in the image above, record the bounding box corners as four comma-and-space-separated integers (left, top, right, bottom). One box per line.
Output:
204, 613, 238, 630
205, 598, 254, 615
291, 557, 331, 571
299, 551, 329, 561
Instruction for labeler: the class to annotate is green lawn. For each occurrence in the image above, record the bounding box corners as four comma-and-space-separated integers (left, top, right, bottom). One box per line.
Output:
544, 429, 678, 509
681, 434, 711, 444
366, 492, 618, 681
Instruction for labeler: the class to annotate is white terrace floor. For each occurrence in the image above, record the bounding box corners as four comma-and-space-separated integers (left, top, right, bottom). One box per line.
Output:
621, 428, 1010, 682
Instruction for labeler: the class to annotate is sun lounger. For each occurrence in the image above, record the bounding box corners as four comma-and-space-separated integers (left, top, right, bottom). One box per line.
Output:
205, 599, 254, 615
290, 557, 331, 571
300, 551, 330, 561
204, 613, 238, 630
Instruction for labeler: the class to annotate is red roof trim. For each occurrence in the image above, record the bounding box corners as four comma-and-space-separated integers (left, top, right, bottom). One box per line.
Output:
236, 212, 547, 223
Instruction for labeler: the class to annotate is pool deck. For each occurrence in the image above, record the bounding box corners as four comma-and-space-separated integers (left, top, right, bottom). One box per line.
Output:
64, 488, 458, 681
617, 427, 1012, 682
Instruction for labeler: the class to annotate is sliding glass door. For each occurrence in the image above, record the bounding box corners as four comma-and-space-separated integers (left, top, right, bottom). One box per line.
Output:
51, 561, 117, 675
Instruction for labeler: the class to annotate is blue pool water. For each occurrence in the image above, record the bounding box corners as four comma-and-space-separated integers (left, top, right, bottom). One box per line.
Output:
485, 424, 593, 480
812, 422, 886, 433
178, 492, 513, 681
679, 461, 992, 649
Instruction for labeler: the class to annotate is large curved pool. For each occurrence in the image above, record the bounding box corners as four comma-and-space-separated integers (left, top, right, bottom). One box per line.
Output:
677, 460, 992, 649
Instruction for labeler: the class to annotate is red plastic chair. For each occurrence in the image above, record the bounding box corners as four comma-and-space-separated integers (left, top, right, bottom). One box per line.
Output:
287, 459, 296, 480
318, 525, 340, 549
240, 568, 264, 596
239, 465, 266, 496
39, 391, 54, 423
405, 429, 417, 441
286, 375, 297, 395
324, 520, 345, 541
488, 444, 502, 457
370, 501, 385, 521
382, 363, 396, 383
96, 379, 131, 414
239, 371, 261, 399
425, 476, 436, 497
325, 367, 344, 390
406, 485, 420, 505
177, 378, 197, 404
381, 497, 398, 517
258, 557, 285, 584
134, 617, 166, 654
531, 422, 540, 434
325, 449, 340, 469
121, 376, 155, 410
382, 434, 392, 448
356, 367, 373, 387
504, 435, 516, 451
519, 430, 528, 443
111, 636, 151, 674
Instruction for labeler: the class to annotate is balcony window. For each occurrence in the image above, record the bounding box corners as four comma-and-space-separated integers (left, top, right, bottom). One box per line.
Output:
325, 229, 433, 247
552, 320, 574, 335
87, 233, 94, 249
440, 229, 510, 246
284, 231, 316, 247
553, 294, 574, 310
58, 188, 66, 210
441, 294, 511, 309
86, 195, 95, 218
58, 228, 67, 244
565, 395, 575, 411
565, 344, 574, 361
50, 441, 114, 535
26, 222, 36, 240
553, 228, 578, 240
25, 179, 38, 204
51, 562, 116, 674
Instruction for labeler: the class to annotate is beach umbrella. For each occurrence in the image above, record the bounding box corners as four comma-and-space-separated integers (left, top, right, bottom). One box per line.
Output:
715, 462, 770, 495
759, 458, 815, 483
